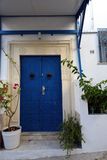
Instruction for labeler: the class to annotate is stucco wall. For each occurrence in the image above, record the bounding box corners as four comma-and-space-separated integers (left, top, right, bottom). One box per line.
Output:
1, 17, 77, 80
81, 33, 107, 82
1, 17, 79, 131
80, 33, 107, 152
1, 17, 107, 153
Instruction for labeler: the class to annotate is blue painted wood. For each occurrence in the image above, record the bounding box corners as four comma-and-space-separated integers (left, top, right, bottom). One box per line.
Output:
41, 56, 62, 131
20, 56, 41, 131
0, 30, 78, 35
20, 56, 62, 132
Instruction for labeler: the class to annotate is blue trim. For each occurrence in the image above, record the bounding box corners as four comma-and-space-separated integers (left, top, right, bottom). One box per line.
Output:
76, 22, 82, 77
76, 0, 89, 19
77, 44, 82, 77
75, 1, 87, 77
75, 0, 88, 77
0, 30, 78, 35
78, 7, 86, 47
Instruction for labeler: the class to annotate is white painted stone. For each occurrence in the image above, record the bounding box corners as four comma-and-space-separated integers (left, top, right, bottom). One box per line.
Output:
1, 16, 107, 154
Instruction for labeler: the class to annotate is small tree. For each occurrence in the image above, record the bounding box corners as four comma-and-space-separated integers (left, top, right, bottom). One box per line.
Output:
0, 49, 20, 131
59, 115, 84, 156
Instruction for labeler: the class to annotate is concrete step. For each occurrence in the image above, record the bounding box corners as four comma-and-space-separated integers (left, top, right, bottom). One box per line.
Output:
21, 132, 59, 141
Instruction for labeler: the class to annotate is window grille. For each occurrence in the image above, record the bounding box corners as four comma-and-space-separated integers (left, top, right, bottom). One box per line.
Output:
98, 29, 107, 62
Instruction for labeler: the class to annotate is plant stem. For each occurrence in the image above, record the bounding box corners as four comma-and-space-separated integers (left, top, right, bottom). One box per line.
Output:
2, 48, 20, 129
2, 48, 20, 78
13, 94, 19, 115
8, 116, 12, 130
6, 95, 19, 129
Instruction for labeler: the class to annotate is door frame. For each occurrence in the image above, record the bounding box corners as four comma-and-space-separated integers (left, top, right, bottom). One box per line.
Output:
8, 40, 74, 126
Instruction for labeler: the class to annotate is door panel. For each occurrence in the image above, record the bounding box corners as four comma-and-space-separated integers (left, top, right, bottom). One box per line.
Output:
41, 56, 62, 131
20, 56, 41, 131
20, 56, 62, 132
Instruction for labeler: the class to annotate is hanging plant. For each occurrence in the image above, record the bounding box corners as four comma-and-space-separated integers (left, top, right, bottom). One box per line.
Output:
62, 59, 107, 114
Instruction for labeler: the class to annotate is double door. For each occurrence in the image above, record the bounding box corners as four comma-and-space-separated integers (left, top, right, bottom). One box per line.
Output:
20, 56, 62, 131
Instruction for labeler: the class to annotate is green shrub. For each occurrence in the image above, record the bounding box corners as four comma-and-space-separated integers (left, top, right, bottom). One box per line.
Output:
58, 116, 84, 155
62, 59, 107, 114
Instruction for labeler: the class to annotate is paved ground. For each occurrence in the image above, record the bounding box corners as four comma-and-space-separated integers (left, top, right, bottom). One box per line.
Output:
3, 152, 107, 160
35, 153, 107, 160
0, 139, 65, 160
17, 152, 107, 160
0, 138, 107, 160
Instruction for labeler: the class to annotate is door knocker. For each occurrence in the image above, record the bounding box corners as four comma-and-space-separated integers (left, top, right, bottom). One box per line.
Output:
47, 73, 52, 79
30, 73, 35, 80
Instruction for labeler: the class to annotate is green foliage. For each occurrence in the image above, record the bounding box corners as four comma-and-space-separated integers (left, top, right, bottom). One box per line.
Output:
0, 81, 12, 109
59, 58, 107, 154
0, 81, 20, 129
62, 59, 107, 113
1, 49, 20, 130
59, 116, 84, 155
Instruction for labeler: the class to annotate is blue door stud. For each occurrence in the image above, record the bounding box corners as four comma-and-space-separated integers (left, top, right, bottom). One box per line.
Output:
20, 56, 62, 132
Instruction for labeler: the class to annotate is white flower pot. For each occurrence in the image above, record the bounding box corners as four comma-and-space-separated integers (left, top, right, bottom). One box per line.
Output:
2, 126, 21, 149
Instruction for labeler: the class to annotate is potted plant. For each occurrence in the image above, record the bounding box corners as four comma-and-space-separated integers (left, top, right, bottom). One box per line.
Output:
0, 80, 21, 149
0, 49, 21, 149
58, 115, 84, 156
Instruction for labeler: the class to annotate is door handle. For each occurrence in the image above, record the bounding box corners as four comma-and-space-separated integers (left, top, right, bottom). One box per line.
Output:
42, 85, 46, 95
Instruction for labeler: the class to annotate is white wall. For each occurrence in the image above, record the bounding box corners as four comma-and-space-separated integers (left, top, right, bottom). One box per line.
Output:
1, 16, 81, 130
2, 16, 107, 154
80, 33, 107, 152
81, 97, 107, 152
83, 0, 107, 32
81, 33, 107, 82
2, 17, 75, 30
1, 17, 80, 130
83, 0, 94, 32
1, 17, 77, 80
82, 0, 107, 151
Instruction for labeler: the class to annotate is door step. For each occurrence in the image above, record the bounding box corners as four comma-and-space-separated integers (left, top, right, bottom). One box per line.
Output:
21, 132, 59, 141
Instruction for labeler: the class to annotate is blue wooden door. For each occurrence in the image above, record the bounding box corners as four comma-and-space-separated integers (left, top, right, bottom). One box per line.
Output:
20, 56, 62, 132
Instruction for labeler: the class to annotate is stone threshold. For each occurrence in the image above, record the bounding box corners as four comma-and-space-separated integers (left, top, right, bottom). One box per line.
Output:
21, 132, 59, 141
